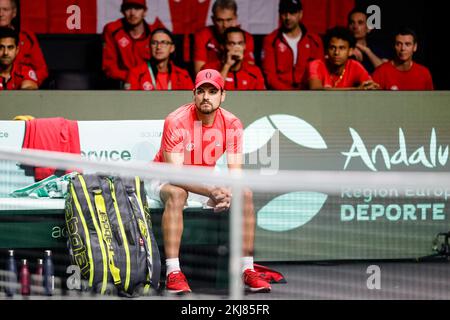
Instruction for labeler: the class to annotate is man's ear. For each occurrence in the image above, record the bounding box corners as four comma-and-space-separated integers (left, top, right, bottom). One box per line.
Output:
413, 43, 418, 53
349, 47, 354, 56
221, 90, 226, 103
298, 10, 304, 21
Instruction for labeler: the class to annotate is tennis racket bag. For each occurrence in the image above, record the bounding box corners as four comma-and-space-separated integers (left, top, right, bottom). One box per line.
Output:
64, 173, 160, 297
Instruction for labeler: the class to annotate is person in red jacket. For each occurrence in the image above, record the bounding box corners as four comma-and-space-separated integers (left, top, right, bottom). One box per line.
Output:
193, 0, 255, 74
372, 28, 434, 90
261, 0, 323, 90
126, 28, 193, 90
202, 27, 265, 90
0, 27, 38, 90
102, 0, 162, 86
0, 0, 47, 86
307, 27, 379, 90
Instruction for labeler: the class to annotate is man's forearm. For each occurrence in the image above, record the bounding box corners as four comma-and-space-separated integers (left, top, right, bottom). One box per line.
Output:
172, 183, 213, 198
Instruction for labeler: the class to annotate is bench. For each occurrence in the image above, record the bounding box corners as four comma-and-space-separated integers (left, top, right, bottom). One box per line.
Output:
0, 119, 230, 290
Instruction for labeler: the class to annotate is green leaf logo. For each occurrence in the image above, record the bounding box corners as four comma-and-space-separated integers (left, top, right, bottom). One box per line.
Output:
257, 192, 328, 232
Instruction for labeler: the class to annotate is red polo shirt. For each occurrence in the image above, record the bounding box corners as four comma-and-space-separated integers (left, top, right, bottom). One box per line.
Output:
102, 18, 162, 82
308, 59, 371, 89
194, 26, 255, 67
372, 61, 434, 90
0, 62, 38, 90
203, 61, 265, 90
154, 103, 243, 167
261, 26, 323, 90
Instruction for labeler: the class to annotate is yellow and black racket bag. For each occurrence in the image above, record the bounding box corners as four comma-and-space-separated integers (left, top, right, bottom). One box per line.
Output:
65, 173, 160, 297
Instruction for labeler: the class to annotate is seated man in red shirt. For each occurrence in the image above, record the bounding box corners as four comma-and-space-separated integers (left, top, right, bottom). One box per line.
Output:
193, 0, 255, 74
308, 27, 379, 90
0, 27, 38, 90
125, 28, 193, 90
202, 27, 265, 90
102, 0, 162, 86
372, 28, 434, 90
261, 0, 323, 90
150, 69, 272, 294
0, 0, 48, 86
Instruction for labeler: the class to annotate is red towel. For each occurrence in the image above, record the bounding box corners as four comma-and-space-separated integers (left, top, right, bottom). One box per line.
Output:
22, 117, 81, 181
254, 263, 287, 284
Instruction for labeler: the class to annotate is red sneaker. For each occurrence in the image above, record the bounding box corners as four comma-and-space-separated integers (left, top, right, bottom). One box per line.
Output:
243, 269, 272, 293
166, 271, 192, 294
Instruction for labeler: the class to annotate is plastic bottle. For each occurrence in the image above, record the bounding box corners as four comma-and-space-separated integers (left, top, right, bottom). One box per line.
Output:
43, 250, 55, 296
5, 250, 18, 297
34, 258, 44, 294
20, 259, 31, 296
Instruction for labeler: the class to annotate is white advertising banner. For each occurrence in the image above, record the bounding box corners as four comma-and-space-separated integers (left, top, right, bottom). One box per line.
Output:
78, 120, 164, 163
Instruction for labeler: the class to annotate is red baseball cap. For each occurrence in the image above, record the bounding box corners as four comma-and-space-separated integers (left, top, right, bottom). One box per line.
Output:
195, 69, 225, 91
122, 0, 147, 9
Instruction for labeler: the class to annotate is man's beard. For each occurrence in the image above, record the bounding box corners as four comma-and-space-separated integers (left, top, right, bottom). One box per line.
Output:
198, 101, 218, 114
0, 57, 12, 66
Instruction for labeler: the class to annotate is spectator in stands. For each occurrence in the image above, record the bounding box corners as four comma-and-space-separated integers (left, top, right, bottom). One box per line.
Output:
202, 27, 265, 90
193, 0, 255, 74
261, 0, 323, 90
307, 27, 379, 90
0, 0, 47, 86
347, 7, 388, 74
125, 28, 193, 90
372, 28, 434, 90
0, 27, 38, 90
102, 0, 162, 86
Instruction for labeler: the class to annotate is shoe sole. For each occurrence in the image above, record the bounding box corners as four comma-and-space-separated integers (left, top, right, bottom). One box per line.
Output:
247, 286, 272, 293
166, 289, 192, 295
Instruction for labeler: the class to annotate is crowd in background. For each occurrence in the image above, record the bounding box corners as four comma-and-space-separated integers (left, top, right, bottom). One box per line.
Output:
0, 0, 434, 91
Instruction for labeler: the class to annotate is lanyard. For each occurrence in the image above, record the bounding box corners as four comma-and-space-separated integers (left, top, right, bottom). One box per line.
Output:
148, 62, 172, 90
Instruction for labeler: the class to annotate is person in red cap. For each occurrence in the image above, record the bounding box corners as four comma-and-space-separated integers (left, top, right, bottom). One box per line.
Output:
102, 0, 163, 86
0, 27, 38, 90
150, 69, 272, 294
125, 28, 193, 90
193, 0, 255, 74
202, 27, 265, 90
372, 28, 434, 90
261, 0, 323, 90
0, 0, 47, 86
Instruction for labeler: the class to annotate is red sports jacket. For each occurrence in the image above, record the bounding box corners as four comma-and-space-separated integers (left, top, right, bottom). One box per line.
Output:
0, 61, 38, 90
262, 25, 323, 90
17, 29, 48, 86
203, 61, 265, 90
102, 18, 161, 82
126, 61, 193, 90
194, 26, 255, 66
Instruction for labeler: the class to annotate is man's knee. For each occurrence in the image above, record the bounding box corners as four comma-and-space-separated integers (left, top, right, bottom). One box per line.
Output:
162, 185, 188, 209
